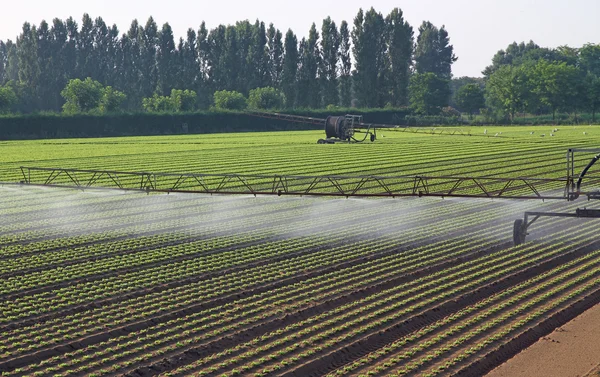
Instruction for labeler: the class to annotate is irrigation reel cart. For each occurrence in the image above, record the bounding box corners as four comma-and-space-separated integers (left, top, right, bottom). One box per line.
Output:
513, 148, 600, 246
246, 111, 470, 143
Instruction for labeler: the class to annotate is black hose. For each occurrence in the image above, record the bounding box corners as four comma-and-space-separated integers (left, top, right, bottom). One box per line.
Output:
573, 153, 600, 199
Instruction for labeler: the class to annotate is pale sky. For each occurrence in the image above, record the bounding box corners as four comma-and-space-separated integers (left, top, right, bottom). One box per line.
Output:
1, 0, 598, 77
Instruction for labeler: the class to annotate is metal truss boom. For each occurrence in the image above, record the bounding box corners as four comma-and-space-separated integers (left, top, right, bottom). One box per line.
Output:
20, 166, 569, 200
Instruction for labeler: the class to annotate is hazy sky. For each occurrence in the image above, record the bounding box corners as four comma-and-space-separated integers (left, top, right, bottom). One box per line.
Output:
1, 0, 598, 77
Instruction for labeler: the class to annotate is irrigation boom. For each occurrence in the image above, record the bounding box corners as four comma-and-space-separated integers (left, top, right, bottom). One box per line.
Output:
14, 149, 600, 246
19, 166, 567, 200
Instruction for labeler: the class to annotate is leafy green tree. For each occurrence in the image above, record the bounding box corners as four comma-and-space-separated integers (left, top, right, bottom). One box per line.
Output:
99, 86, 126, 112
409, 72, 451, 115
530, 59, 581, 120
585, 74, 600, 122
455, 83, 485, 118
61, 77, 103, 113
171, 89, 197, 111
580, 44, 600, 77
281, 29, 298, 108
0, 85, 17, 113
414, 21, 457, 79
485, 64, 531, 122
213, 90, 247, 110
338, 21, 352, 107
142, 93, 177, 112
385, 8, 414, 106
483, 41, 539, 77
61, 77, 125, 113
319, 17, 339, 107
248, 87, 284, 109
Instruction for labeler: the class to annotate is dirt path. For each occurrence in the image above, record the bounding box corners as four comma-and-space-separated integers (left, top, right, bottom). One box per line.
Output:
486, 303, 600, 377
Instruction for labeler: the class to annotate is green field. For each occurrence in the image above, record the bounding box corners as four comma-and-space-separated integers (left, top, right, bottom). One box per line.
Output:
2, 126, 600, 376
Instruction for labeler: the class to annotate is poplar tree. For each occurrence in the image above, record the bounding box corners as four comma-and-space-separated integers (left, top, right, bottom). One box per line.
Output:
267, 24, 284, 89
386, 8, 413, 106
319, 17, 340, 107
414, 21, 457, 79
352, 8, 386, 107
281, 29, 298, 108
338, 21, 352, 107
156, 22, 176, 95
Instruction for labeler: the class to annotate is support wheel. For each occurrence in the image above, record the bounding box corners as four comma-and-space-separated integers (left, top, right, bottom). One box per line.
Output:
513, 219, 526, 246
370, 133, 376, 142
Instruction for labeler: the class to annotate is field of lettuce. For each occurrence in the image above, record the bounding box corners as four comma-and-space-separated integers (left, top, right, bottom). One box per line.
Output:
2, 126, 600, 376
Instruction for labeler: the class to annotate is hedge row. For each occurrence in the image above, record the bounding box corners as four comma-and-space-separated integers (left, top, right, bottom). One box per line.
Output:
0, 108, 412, 140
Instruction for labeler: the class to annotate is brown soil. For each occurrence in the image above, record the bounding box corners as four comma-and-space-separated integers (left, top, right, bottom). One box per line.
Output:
486, 302, 600, 377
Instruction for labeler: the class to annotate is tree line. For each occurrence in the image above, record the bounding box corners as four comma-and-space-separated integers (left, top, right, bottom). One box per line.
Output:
481, 41, 600, 122
0, 7, 457, 114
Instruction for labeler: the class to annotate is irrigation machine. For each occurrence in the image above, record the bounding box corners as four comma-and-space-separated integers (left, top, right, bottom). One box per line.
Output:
245, 111, 469, 143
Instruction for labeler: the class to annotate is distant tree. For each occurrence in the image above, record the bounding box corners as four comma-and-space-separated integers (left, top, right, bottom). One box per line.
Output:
223, 25, 239, 91
246, 20, 269, 90
485, 64, 531, 122
3, 40, 19, 83
319, 17, 339, 107
142, 93, 177, 112
61, 77, 125, 114
455, 83, 485, 118
530, 59, 581, 120
338, 21, 352, 107
171, 89, 197, 111
0, 85, 17, 113
409, 72, 451, 115
414, 21, 457, 79
78, 14, 95, 78
140, 17, 159, 98
248, 87, 284, 109
352, 8, 387, 107
99, 86, 127, 113
483, 40, 539, 77
61, 77, 103, 113
385, 8, 414, 106
580, 44, 600, 77
267, 24, 284, 89
586, 74, 600, 122
281, 29, 298, 108
17, 22, 41, 109
156, 23, 176, 95
213, 90, 247, 110
297, 23, 321, 108
0, 41, 6, 84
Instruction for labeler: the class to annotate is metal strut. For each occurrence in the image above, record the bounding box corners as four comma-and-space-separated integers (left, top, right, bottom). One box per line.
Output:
513, 149, 600, 246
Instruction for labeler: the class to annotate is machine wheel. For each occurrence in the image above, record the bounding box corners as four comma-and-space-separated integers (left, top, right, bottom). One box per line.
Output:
370, 134, 376, 142
513, 219, 526, 246
317, 139, 326, 144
